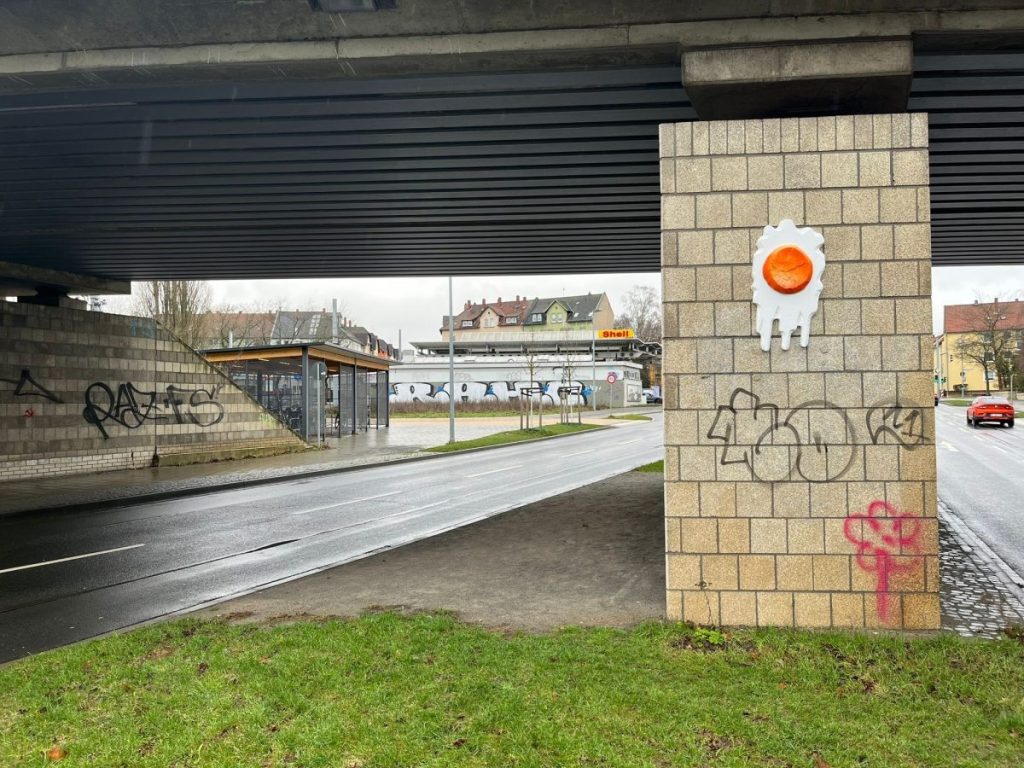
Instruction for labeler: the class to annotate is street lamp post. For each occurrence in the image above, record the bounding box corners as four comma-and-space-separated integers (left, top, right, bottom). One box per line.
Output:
448, 276, 455, 444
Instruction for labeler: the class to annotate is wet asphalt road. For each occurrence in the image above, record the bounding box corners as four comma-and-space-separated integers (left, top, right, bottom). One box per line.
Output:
936, 403, 1024, 581
0, 417, 661, 662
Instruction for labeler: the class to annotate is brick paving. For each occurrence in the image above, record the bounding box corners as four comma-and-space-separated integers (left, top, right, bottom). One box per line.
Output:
940, 503, 1024, 638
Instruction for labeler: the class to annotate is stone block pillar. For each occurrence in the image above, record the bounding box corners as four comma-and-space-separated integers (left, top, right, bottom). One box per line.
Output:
660, 115, 939, 630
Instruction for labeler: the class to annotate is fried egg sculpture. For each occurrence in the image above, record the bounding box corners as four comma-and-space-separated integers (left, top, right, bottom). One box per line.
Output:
751, 219, 825, 352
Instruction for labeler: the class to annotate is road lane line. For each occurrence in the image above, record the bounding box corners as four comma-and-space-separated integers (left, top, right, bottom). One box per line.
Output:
563, 449, 595, 457
398, 500, 448, 515
0, 544, 145, 576
941, 441, 960, 452
466, 464, 523, 479
620, 439, 642, 445
291, 490, 402, 516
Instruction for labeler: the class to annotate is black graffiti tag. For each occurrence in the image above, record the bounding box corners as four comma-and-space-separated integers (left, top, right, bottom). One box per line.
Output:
706, 388, 857, 483
83, 382, 224, 439
866, 404, 927, 449
0, 369, 63, 403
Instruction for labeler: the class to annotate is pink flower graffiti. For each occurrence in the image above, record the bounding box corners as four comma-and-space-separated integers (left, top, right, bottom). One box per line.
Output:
843, 501, 922, 624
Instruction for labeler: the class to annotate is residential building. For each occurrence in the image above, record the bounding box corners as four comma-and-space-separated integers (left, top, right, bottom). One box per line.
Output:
441, 293, 614, 340
940, 299, 1024, 395
199, 308, 397, 361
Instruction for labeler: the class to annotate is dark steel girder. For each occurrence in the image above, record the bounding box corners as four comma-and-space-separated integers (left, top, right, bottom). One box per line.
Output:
0, 52, 1021, 279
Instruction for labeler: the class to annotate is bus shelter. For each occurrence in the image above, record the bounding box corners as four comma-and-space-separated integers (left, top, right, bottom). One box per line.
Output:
203, 343, 390, 443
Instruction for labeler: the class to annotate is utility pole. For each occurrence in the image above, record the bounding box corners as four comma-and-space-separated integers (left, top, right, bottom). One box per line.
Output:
591, 332, 598, 416
448, 276, 456, 444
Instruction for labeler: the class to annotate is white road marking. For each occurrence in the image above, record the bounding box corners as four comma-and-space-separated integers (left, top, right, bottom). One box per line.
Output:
398, 499, 448, 515
466, 464, 523, 479
941, 441, 960, 452
292, 490, 402, 516
620, 439, 642, 445
0, 543, 145, 575
563, 449, 595, 457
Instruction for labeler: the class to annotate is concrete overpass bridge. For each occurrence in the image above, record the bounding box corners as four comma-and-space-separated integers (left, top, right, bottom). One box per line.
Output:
2, 1, 1024, 634
0, 1, 1022, 280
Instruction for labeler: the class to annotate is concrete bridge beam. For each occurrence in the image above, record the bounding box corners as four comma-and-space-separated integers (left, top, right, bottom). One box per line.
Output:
682, 40, 914, 120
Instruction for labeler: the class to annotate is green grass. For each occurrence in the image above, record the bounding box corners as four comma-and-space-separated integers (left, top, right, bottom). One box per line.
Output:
424, 422, 600, 452
2, 613, 1023, 767
635, 459, 665, 473
606, 413, 653, 421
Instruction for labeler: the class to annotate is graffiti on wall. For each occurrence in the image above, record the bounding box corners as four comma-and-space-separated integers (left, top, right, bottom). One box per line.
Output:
390, 380, 594, 406
707, 388, 929, 482
866, 404, 927, 449
83, 382, 225, 439
844, 501, 923, 624
0, 369, 64, 403
706, 389, 857, 482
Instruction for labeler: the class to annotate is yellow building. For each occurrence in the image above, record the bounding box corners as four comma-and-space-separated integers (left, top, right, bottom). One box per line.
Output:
939, 300, 1024, 396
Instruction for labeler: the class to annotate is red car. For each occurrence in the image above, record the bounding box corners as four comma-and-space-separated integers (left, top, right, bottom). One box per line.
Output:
966, 396, 1015, 428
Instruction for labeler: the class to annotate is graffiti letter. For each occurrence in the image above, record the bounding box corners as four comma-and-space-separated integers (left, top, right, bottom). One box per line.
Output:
866, 404, 927, 449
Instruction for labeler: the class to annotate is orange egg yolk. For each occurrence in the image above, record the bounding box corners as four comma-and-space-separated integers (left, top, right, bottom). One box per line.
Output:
762, 245, 813, 294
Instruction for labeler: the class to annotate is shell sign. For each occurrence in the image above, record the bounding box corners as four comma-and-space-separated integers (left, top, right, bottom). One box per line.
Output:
751, 219, 825, 352
596, 329, 635, 339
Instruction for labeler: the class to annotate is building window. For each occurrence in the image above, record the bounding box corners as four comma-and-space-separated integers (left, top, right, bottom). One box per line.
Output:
483, 315, 497, 328
461, 320, 474, 328
505, 317, 518, 325
529, 313, 544, 323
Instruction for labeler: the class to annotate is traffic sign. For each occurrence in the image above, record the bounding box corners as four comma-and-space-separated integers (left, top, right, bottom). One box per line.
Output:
606, 372, 618, 384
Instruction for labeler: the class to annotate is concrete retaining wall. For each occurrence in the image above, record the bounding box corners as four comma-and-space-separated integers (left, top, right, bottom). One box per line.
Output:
0, 301, 307, 482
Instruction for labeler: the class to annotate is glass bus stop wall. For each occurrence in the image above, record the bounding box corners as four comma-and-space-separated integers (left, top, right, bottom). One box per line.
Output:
355, 367, 369, 431
377, 371, 390, 428
336, 366, 355, 435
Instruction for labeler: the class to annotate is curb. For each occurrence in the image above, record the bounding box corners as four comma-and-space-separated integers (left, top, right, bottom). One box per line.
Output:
3, 422, 619, 519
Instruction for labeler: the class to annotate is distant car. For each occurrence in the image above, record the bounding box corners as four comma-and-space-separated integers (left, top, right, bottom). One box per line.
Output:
642, 388, 662, 405
934, 393, 939, 406
967, 396, 1015, 428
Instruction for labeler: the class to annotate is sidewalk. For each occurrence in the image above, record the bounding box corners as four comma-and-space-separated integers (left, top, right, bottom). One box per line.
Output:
199, 471, 1024, 640
939, 502, 1024, 638
0, 410, 647, 516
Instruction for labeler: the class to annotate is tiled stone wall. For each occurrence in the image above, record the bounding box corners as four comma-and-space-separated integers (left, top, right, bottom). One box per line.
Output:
0, 301, 306, 482
660, 114, 939, 630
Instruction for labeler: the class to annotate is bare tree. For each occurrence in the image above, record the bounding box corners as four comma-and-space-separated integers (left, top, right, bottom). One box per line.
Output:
202, 304, 276, 348
555, 353, 583, 424
519, 343, 545, 429
953, 295, 1024, 394
614, 284, 662, 342
133, 281, 211, 349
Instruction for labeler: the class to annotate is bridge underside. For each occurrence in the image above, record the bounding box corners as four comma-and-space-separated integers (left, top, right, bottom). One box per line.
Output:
0, 50, 1020, 280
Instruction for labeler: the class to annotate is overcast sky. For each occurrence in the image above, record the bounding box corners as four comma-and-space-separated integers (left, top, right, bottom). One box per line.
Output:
105, 265, 1023, 346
